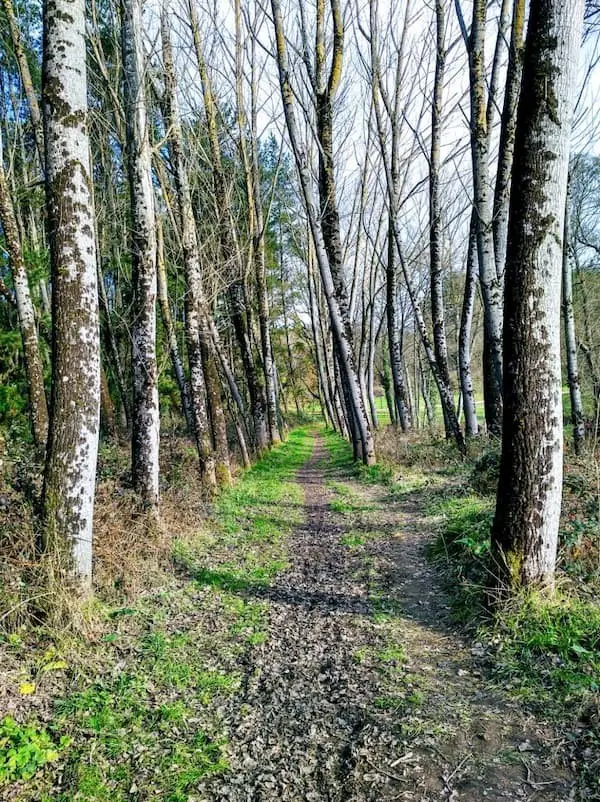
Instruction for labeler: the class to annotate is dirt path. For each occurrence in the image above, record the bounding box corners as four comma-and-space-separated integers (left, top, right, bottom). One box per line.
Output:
197, 433, 574, 802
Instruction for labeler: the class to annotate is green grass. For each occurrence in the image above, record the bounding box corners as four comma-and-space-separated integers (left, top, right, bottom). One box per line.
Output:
421, 470, 600, 794
340, 531, 367, 548
7, 429, 316, 801
493, 593, 600, 707
427, 495, 494, 564
174, 427, 312, 591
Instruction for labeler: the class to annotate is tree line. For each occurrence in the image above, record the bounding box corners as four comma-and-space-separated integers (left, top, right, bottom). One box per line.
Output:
0, 0, 597, 602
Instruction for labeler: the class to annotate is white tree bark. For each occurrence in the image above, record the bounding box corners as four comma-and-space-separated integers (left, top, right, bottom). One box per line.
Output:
458, 212, 479, 438
459, 0, 504, 435
42, 0, 100, 585
121, 0, 160, 509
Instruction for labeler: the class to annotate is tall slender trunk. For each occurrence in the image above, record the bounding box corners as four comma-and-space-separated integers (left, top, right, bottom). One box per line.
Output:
1, 0, 45, 168
430, 0, 453, 439
464, 0, 504, 435
161, 12, 221, 486
121, 0, 160, 509
100, 364, 117, 439
42, 0, 100, 585
562, 181, 585, 455
97, 259, 130, 429
0, 153, 48, 448
386, 223, 410, 430
390, 217, 466, 454
574, 252, 600, 419
380, 362, 396, 426
156, 217, 193, 433
458, 211, 479, 437
201, 337, 231, 484
307, 242, 336, 428
493, 0, 526, 282
235, 0, 280, 445
492, 0, 584, 590
316, 0, 375, 461
188, 0, 268, 455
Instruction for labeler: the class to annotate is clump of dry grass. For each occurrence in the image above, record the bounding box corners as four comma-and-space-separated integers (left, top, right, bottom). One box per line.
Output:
0, 432, 224, 634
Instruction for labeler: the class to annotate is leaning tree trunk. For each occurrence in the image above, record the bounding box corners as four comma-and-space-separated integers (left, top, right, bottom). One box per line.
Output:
386, 223, 411, 431
156, 216, 193, 434
271, 0, 374, 464
234, 0, 281, 445
1, 0, 45, 168
188, 0, 269, 455
121, 0, 160, 510
42, 0, 100, 586
562, 180, 585, 455
492, 0, 584, 590
312, 0, 375, 463
0, 153, 48, 448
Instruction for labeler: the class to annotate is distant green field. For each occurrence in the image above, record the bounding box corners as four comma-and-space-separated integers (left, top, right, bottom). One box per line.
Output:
305, 384, 595, 433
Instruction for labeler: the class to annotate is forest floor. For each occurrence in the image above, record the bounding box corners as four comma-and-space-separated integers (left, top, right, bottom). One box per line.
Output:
1, 426, 595, 801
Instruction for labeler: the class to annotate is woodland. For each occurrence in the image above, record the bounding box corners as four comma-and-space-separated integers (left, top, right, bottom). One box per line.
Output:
0, 0, 599, 799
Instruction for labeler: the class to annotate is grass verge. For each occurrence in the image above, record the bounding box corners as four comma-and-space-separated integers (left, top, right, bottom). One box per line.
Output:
0, 428, 314, 801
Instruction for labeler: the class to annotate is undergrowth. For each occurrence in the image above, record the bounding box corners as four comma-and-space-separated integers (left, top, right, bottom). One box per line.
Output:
0, 428, 314, 800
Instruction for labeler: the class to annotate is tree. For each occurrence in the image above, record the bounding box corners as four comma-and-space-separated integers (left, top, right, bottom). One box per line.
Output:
0, 138, 48, 448
42, 0, 100, 586
562, 178, 585, 455
161, 7, 221, 487
429, 0, 453, 440
270, 0, 375, 464
459, 0, 504, 436
492, 0, 585, 590
121, 0, 160, 510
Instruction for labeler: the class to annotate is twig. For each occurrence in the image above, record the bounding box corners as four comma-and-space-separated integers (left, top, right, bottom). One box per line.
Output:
444, 753, 472, 785
521, 758, 561, 790
364, 756, 408, 783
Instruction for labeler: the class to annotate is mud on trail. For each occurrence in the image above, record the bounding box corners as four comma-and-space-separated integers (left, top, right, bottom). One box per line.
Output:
197, 433, 574, 802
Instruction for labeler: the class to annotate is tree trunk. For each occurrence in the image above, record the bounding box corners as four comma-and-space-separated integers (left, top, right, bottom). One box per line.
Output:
314, 0, 375, 461
492, 0, 584, 590
430, 0, 453, 439
97, 259, 130, 429
562, 180, 585, 455
1, 0, 45, 168
235, 0, 281, 445
465, 0, 504, 436
100, 364, 117, 439
156, 216, 193, 433
161, 12, 220, 487
386, 224, 410, 430
188, 0, 269, 455
0, 154, 48, 448
458, 211, 479, 437
121, 0, 160, 510
42, 0, 100, 586
493, 0, 526, 282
